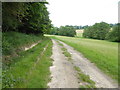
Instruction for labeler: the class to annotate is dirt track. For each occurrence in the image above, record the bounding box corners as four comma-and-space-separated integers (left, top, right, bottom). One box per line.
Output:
48, 39, 118, 88
48, 39, 79, 88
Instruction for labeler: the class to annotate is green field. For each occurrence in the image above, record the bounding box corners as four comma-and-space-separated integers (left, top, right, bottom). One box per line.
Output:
46, 35, 118, 81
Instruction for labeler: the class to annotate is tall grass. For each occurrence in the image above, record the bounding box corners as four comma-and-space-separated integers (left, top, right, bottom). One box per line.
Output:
46, 35, 118, 81
2, 31, 43, 69
2, 31, 43, 56
2, 37, 52, 88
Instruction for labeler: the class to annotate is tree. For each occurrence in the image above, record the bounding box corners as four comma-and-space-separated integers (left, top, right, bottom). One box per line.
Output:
106, 24, 120, 42
83, 22, 110, 40
83, 26, 93, 38
50, 25, 76, 37
2, 2, 51, 34
50, 27, 59, 35
2, 2, 26, 32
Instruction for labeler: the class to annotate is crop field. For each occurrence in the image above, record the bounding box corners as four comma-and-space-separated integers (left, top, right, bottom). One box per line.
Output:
75, 29, 84, 37
46, 35, 118, 81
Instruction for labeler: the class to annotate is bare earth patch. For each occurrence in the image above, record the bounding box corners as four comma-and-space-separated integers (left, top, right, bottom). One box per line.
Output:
24, 41, 41, 51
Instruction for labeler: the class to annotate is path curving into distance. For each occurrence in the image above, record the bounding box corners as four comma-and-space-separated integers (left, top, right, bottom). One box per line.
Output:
48, 39, 79, 88
48, 39, 118, 88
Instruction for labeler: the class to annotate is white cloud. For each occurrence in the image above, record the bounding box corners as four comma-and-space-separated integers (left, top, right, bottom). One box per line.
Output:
47, 0, 119, 27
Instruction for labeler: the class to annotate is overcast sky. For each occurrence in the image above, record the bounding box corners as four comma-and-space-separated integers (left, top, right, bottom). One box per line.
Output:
46, 0, 119, 27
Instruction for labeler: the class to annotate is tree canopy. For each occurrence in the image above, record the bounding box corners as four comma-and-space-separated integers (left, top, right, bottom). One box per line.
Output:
50, 25, 76, 37
2, 2, 51, 34
106, 24, 120, 42
83, 22, 110, 40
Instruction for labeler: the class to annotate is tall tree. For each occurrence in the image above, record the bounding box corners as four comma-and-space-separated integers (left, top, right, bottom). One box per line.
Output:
2, 2, 51, 34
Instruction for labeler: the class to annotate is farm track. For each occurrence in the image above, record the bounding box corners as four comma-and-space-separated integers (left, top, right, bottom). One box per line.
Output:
48, 39, 79, 88
48, 39, 118, 88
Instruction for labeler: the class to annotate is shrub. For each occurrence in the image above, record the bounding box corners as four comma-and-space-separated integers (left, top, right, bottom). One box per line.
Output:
50, 25, 76, 37
83, 22, 110, 40
106, 24, 119, 42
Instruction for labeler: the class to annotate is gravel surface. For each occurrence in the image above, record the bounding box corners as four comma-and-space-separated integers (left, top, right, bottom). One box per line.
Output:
48, 39, 79, 88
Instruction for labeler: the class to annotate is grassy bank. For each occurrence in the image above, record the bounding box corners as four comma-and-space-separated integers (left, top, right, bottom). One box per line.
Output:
2, 37, 53, 88
46, 35, 118, 81
2, 31, 44, 69
3, 31, 43, 56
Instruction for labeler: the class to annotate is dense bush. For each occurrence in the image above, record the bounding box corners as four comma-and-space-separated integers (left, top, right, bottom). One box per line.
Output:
2, 2, 51, 34
50, 27, 59, 35
106, 24, 120, 42
83, 22, 110, 40
50, 25, 76, 37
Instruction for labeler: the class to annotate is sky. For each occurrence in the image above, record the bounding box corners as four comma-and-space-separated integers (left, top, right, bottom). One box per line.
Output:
46, 0, 119, 27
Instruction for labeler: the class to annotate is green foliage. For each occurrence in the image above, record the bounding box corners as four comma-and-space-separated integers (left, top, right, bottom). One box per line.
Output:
83, 22, 110, 40
2, 2, 27, 31
50, 25, 76, 37
50, 27, 59, 35
2, 2, 51, 34
19, 2, 51, 34
106, 24, 120, 42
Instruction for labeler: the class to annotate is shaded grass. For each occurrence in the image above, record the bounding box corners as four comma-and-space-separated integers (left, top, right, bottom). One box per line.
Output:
2, 37, 52, 88
74, 66, 96, 88
46, 35, 118, 81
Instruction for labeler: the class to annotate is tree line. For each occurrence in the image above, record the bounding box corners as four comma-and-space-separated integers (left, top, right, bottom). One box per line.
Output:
83, 22, 119, 42
50, 22, 119, 42
2, 2, 51, 34
50, 25, 76, 37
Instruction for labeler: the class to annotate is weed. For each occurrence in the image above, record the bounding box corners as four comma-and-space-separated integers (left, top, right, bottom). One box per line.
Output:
57, 41, 72, 61
74, 66, 96, 88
